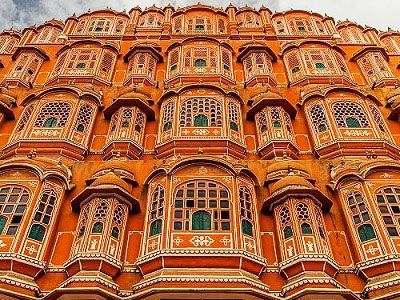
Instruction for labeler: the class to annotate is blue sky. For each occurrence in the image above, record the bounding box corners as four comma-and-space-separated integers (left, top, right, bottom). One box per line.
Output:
1, 0, 399, 32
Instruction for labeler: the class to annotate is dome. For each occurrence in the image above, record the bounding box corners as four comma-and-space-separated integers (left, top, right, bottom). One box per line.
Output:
91, 171, 131, 193
270, 175, 314, 195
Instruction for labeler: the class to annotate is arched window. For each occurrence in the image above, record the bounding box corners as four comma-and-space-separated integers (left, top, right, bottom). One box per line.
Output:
376, 186, 400, 236
28, 224, 45, 241
194, 114, 208, 127
228, 102, 240, 132
148, 185, 164, 236
180, 98, 222, 127
43, 117, 58, 128
34, 102, 71, 128
194, 58, 206, 67
173, 180, 230, 231
0, 185, 30, 236
192, 211, 211, 230
332, 102, 369, 128
150, 219, 162, 236
296, 202, 312, 234
239, 187, 254, 237
77, 204, 90, 238
111, 204, 126, 240
347, 192, 376, 242
345, 117, 361, 128
74, 104, 94, 134
280, 206, 293, 239
92, 221, 103, 233
358, 224, 376, 242
309, 104, 329, 133
28, 188, 57, 243
162, 102, 174, 132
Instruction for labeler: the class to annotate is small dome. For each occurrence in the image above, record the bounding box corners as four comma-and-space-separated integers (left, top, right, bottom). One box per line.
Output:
266, 161, 309, 175
91, 171, 131, 193
270, 175, 313, 195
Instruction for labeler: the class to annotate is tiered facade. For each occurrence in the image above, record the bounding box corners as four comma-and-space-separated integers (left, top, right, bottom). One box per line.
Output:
0, 4, 400, 300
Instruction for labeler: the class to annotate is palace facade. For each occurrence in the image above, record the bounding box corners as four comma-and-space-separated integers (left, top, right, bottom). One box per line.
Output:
0, 3, 400, 300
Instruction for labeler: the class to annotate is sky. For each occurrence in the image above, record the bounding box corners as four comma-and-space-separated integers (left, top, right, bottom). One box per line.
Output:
0, 0, 399, 32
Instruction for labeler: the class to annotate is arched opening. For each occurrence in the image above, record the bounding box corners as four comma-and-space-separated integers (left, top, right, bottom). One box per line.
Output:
150, 219, 162, 236
111, 226, 119, 239
194, 58, 207, 67
43, 117, 58, 128
192, 210, 211, 230
242, 219, 253, 236
92, 221, 103, 234
28, 224, 46, 241
346, 117, 361, 128
0, 216, 7, 234
358, 224, 376, 242
163, 121, 172, 131
301, 223, 312, 234
284, 226, 293, 239
194, 114, 208, 127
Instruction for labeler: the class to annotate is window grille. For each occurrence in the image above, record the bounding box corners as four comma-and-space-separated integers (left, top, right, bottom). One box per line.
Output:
376, 187, 400, 237
34, 102, 71, 128
74, 104, 93, 133
0, 185, 30, 236
239, 187, 254, 236
237, 12, 261, 28
138, 13, 163, 28
217, 19, 226, 33
35, 27, 60, 43
332, 101, 369, 128
28, 189, 58, 242
0, 35, 18, 54
149, 185, 164, 236
296, 202, 312, 234
309, 104, 329, 133
369, 105, 387, 133
111, 204, 126, 239
172, 15, 183, 33
162, 101, 174, 131
173, 180, 230, 231
77, 203, 90, 238
285, 50, 303, 80
347, 192, 376, 242
279, 206, 293, 239
256, 111, 268, 133
228, 101, 240, 131
179, 98, 222, 127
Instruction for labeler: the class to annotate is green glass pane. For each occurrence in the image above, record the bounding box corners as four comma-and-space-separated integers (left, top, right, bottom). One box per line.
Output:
28, 224, 45, 241
359, 224, 376, 242
44, 117, 57, 128
346, 117, 361, 128
92, 222, 103, 233
192, 211, 211, 230
242, 220, 253, 236
284, 226, 293, 239
194, 59, 206, 67
0, 216, 7, 234
272, 121, 281, 128
163, 121, 172, 131
301, 223, 312, 234
230, 121, 238, 131
194, 115, 208, 127
315, 62, 325, 69
150, 220, 162, 236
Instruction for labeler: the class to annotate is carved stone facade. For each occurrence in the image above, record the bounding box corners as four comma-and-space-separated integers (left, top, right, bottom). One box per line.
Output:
0, 4, 399, 300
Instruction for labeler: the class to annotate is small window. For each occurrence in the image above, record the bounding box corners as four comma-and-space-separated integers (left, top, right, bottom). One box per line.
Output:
43, 117, 58, 128
150, 219, 162, 236
78, 225, 85, 237
292, 66, 300, 73
230, 121, 238, 131
315, 62, 325, 69
194, 59, 207, 68
194, 114, 208, 127
27, 69, 34, 75
318, 124, 327, 132
358, 224, 376, 242
284, 226, 293, 239
28, 224, 45, 241
170, 64, 177, 71
192, 211, 211, 230
301, 223, 312, 234
0, 216, 7, 234
242, 220, 253, 236
223, 64, 230, 71
272, 121, 281, 128
135, 125, 141, 132
163, 121, 172, 131
122, 120, 130, 128
92, 222, 103, 234
261, 125, 268, 133
346, 117, 361, 128
195, 24, 205, 31
111, 226, 119, 239
76, 124, 85, 132
76, 63, 86, 69
95, 27, 103, 32
298, 26, 305, 31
